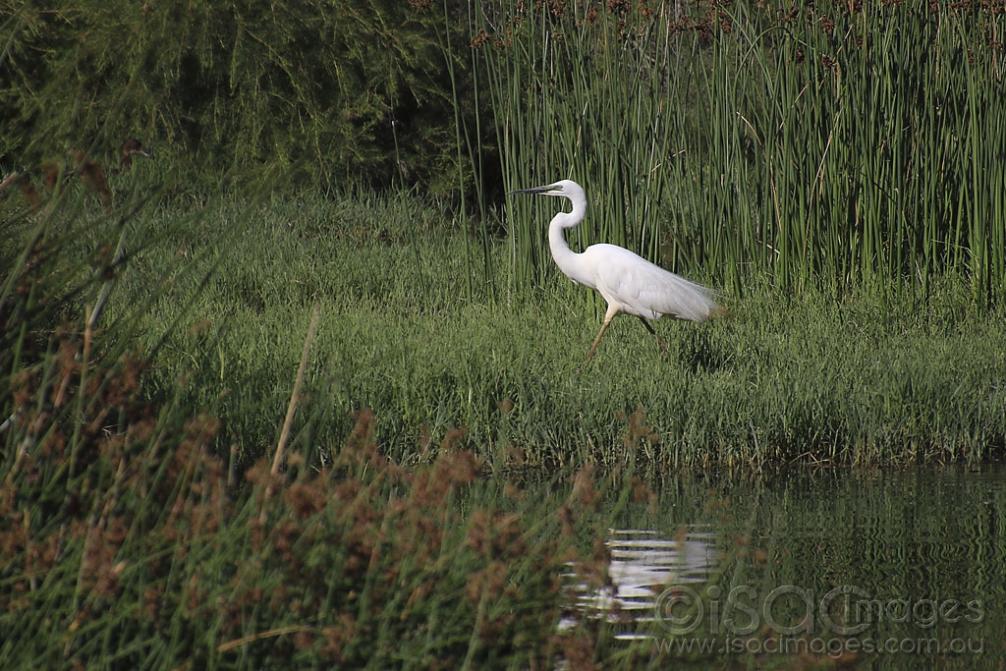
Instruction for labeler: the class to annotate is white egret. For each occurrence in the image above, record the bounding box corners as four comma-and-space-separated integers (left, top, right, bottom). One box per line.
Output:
512, 179, 723, 360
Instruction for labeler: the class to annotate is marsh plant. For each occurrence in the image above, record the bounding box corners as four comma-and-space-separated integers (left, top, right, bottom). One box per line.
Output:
464, 1, 1006, 304
0, 200, 638, 669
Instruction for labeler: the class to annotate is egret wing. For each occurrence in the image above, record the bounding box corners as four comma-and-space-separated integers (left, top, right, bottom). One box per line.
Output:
591, 245, 719, 321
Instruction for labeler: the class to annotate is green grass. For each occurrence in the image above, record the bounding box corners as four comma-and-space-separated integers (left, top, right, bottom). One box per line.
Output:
16, 188, 1002, 471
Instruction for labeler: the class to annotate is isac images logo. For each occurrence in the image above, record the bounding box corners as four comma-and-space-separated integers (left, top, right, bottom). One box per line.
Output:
653, 583, 985, 657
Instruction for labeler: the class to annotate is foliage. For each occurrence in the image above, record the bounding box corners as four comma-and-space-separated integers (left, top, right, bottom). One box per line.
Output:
0, 0, 470, 191
6, 0, 1005, 302
0, 199, 621, 669
5, 4, 1006, 666
472, 0, 1006, 301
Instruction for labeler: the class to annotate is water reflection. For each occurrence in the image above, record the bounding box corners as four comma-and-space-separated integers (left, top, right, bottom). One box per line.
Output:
563, 527, 718, 640
558, 468, 1006, 666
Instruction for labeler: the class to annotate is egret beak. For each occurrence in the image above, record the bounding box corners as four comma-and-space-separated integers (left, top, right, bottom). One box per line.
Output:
509, 183, 558, 196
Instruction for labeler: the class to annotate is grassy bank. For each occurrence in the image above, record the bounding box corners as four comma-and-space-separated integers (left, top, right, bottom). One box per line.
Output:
9, 190, 1004, 471
136, 195, 1006, 470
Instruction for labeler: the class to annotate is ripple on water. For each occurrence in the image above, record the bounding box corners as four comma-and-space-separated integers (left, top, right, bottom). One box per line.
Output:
560, 526, 719, 640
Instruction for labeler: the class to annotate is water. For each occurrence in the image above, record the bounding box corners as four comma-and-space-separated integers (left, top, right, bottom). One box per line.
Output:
561, 467, 1006, 668
562, 528, 719, 639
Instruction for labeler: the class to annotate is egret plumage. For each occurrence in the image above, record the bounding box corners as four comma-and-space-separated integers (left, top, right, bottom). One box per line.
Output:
513, 179, 722, 360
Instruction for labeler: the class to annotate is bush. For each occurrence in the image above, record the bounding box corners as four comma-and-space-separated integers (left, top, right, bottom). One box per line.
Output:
0, 0, 476, 192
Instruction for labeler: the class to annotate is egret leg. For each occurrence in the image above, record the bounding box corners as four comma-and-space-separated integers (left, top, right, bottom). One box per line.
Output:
585, 305, 619, 361
637, 317, 669, 355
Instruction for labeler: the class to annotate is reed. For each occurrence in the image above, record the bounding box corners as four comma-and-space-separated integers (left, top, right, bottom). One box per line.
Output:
466, 1, 1006, 303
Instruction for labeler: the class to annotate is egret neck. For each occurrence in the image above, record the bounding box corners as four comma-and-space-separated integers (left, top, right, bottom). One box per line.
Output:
547, 194, 591, 286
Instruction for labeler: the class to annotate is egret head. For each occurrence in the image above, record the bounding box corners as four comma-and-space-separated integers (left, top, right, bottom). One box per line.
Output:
511, 179, 583, 199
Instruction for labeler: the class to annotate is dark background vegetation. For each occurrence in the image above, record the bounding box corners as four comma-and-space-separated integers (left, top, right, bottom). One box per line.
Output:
1, 0, 483, 193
